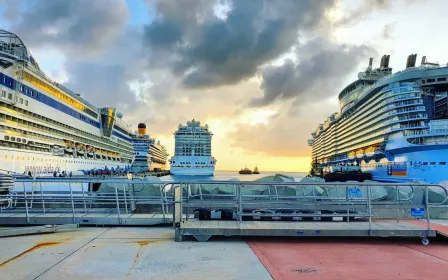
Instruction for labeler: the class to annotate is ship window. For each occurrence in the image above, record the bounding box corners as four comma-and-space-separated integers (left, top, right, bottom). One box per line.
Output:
4, 136, 9, 140
437, 77, 446, 81
1, 90, 5, 97
22, 139, 26, 143
16, 138, 21, 142
421, 80, 425, 84
19, 98, 23, 104
423, 162, 428, 165
427, 79, 435, 83
430, 162, 436, 165
8, 93, 12, 99
11, 137, 15, 141
25, 100, 28, 106
440, 162, 446, 165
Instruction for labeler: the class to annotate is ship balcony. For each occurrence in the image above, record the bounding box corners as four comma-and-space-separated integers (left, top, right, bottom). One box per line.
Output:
384, 100, 423, 110
405, 128, 448, 138
385, 124, 429, 134
384, 94, 421, 105
386, 106, 426, 117
383, 114, 428, 126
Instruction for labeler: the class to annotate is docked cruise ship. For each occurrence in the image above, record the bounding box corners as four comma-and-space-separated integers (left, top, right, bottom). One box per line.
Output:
169, 119, 216, 175
0, 30, 134, 176
308, 54, 448, 184
131, 123, 151, 173
149, 140, 168, 171
131, 123, 169, 173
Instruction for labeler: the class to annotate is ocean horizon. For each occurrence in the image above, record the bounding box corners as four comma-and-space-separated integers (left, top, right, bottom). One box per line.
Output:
160, 170, 308, 182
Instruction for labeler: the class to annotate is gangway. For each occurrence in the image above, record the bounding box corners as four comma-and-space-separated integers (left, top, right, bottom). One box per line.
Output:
0, 178, 176, 225
173, 181, 448, 244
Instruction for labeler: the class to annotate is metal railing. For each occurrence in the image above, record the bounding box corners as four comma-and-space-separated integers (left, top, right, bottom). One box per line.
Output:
173, 181, 448, 236
1, 179, 447, 236
0, 178, 178, 224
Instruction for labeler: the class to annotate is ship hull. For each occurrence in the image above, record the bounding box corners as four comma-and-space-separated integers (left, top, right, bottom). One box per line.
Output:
170, 167, 215, 176
0, 147, 129, 176
170, 155, 216, 176
362, 148, 448, 184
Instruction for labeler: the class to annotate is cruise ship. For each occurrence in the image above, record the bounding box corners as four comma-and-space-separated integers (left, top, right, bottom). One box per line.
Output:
131, 123, 151, 173
308, 54, 448, 184
149, 140, 168, 171
131, 123, 169, 173
169, 119, 216, 175
0, 29, 134, 176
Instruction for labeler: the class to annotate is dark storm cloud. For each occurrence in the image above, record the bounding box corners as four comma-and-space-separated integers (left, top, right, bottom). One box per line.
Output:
144, 0, 336, 88
4, 0, 129, 57
250, 39, 375, 107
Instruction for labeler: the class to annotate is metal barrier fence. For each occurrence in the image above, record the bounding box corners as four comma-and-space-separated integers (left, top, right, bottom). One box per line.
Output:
0, 178, 177, 225
173, 181, 448, 237
0, 179, 447, 233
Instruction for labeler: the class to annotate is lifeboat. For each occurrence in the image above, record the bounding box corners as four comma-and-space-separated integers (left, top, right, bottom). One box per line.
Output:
348, 151, 355, 160
355, 149, 364, 159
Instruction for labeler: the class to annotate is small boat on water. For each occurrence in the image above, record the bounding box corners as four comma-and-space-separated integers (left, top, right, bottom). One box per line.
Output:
253, 165, 260, 174
239, 166, 252, 175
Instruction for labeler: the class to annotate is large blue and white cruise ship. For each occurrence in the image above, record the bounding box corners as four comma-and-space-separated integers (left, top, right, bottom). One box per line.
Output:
309, 54, 448, 184
169, 119, 216, 176
0, 30, 134, 176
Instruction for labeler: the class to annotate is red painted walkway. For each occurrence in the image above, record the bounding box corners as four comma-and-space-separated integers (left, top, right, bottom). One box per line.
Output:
249, 222, 448, 280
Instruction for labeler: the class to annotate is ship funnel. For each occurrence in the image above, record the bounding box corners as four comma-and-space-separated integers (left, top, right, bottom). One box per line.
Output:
406, 54, 417, 68
138, 123, 146, 136
369, 58, 373, 68
421, 56, 427, 65
380, 55, 390, 68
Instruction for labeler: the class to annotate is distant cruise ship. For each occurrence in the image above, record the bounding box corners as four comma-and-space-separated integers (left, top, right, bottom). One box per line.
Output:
308, 54, 448, 184
131, 123, 152, 173
149, 139, 169, 171
169, 119, 216, 175
0, 29, 134, 176
131, 123, 169, 173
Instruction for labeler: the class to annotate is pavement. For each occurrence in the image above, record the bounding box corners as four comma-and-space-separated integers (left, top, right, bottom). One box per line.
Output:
1, 221, 448, 280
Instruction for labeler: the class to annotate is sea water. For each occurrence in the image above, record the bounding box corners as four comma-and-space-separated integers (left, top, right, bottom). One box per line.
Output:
159, 171, 307, 182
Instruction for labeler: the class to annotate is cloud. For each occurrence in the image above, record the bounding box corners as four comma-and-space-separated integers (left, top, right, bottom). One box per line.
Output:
334, 0, 389, 26
381, 22, 396, 39
250, 38, 375, 107
144, 0, 337, 88
228, 101, 335, 158
3, 0, 129, 58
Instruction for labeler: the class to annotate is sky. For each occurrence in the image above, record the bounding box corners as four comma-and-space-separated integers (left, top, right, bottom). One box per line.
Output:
1, 0, 448, 172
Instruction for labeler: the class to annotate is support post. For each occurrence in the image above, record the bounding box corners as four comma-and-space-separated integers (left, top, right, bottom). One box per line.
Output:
114, 183, 121, 224
367, 185, 372, 236
39, 182, 45, 214
425, 185, 430, 235
23, 182, 29, 224
68, 182, 76, 223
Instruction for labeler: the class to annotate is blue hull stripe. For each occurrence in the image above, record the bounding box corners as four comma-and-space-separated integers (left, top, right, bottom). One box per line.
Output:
1, 72, 100, 128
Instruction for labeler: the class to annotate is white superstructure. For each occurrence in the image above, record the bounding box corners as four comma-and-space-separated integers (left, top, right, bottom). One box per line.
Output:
0, 29, 134, 176
131, 123, 169, 172
169, 119, 216, 176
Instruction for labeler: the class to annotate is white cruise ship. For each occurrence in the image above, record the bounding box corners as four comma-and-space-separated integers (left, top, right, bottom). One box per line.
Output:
130, 123, 151, 173
169, 119, 216, 175
149, 140, 169, 171
131, 122, 169, 173
309, 54, 448, 184
0, 29, 134, 176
